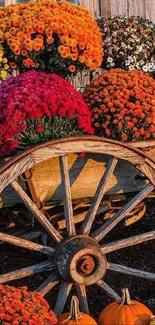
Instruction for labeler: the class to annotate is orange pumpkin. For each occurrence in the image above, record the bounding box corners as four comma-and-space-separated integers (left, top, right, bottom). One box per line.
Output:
57, 296, 97, 325
98, 288, 153, 325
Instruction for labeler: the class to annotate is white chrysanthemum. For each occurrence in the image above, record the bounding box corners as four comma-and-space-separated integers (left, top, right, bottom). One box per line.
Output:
107, 57, 113, 63
142, 66, 148, 72
97, 16, 155, 72
129, 65, 135, 70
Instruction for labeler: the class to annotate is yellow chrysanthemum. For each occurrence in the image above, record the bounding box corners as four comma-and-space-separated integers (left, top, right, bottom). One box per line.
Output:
2, 57, 7, 63
4, 64, 9, 70
0, 70, 7, 80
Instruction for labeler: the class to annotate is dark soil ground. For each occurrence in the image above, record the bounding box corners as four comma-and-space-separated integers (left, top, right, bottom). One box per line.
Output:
0, 199, 155, 320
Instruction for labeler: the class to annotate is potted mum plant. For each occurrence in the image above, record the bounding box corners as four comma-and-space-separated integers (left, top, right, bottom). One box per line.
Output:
0, 284, 57, 325
0, 70, 94, 157
0, 0, 103, 80
83, 69, 155, 141
97, 16, 155, 77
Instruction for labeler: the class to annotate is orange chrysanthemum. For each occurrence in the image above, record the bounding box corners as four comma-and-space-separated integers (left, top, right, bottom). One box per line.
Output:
0, 285, 57, 325
83, 69, 155, 141
0, 0, 103, 77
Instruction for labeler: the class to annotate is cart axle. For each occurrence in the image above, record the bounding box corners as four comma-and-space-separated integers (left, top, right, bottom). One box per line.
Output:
55, 235, 107, 285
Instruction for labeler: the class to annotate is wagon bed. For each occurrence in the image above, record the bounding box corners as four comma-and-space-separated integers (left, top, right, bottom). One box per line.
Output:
0, 137, 155, 208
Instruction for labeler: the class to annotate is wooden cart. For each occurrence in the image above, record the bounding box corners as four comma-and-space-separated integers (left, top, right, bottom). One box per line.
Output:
0, 135, 155, 316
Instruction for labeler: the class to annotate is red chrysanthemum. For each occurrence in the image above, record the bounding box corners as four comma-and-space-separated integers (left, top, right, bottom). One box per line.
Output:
36, 125, 44, 133
0, 71, 94, 156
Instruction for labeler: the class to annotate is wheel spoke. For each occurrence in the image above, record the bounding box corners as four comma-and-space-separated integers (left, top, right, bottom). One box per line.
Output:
96, 279, 120, 300
0, 231, 55, 256
11, 180, 63, 243
76, 285, 89, 314
36, 273, 59, 296
101, 231, 155, 254
0, 261, 53, 284
92, 183, 154, 242
54, 281, 73, 317
59, 156, 76, 236
0, 230, 42, 245
80, 158, 118, 235
108, 263, 155, 280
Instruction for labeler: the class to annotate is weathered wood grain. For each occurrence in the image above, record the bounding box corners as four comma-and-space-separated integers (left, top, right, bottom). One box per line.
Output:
96, 279, 120, 300
0, 138, 155, 207
110, 0, 128, 16
128, 0, 146, 18
80, 0, 155, 22
11, 180, 63, 243
136, 162, 155, 186
100, 0, 111, 17
0, 261, 53, 284
0, 231, 55, 256
108, 262, 155, 280
59, 156, 76, 236
32, 140, 145, 165
128, 140, 155, 149
2, 0, 15, 6
0, 229, 41, 244
92, 183, 154, 242
54, 282, 73, 317
0, 155, 34, 194
80, 157, 118, 234
0, 158, 27, 206
68, 70, 91, 92
79, 0, 100, 17
101, 230, 155, 254
145, 0, 155, 21
76, 285, 89, 314
93, 0, 101, 18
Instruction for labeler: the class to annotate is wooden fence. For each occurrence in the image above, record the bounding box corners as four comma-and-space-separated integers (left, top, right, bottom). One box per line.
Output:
80, 0, 155, 22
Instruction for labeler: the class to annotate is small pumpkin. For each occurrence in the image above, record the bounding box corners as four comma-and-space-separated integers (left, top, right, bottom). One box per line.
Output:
57, 296, 97, 325
150, 316, 155, 325
98, 288, 153, 325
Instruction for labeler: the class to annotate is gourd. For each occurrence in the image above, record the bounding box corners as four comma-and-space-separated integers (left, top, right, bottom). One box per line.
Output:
57, 296, 97, 325
98, 288, 153, 325
150, 316, 155, 325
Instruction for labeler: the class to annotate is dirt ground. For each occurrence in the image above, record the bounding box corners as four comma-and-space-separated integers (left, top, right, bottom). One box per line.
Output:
0, 199, 154, 320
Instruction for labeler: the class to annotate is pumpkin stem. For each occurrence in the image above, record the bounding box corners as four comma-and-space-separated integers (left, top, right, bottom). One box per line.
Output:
70, 296, 82, 320
120, 288, 132, 305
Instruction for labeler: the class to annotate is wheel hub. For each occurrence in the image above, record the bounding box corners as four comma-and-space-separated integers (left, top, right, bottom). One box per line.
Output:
54, 235, 107, 285
77, 255, 95, 275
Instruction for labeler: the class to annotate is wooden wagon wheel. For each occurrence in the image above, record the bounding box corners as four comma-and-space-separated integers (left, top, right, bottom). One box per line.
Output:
0, 136, 155, 316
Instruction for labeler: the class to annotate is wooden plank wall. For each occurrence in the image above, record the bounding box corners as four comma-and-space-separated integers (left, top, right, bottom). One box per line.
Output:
79, 0, 155, 22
